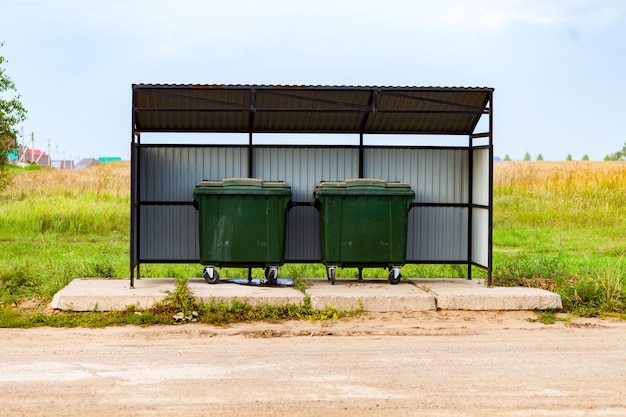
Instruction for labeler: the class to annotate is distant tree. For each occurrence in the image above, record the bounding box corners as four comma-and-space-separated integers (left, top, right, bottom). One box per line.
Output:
504, 154, 511, 161
536, 154, 543, 161
582, 154, 589, 161
0, 42, 27, 192
523, 152, 531, 161
604, 142, 626, 161
566, 154, 573, 161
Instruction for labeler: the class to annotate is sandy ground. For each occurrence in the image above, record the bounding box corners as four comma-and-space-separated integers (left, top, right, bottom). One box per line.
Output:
1, 311, 625, 417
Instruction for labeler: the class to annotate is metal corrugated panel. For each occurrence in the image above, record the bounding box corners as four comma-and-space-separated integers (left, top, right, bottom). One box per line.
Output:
252, 147, 359, 201
139, 146, 248, 201
363, 148, 468, 204
134, 144, 488, 265
253, 147, 359, 261
364, 147, 471, 261
254, 112, 364, 133
133, 85, 492, 134
472, 148, 490, 206
253, 88, 371, 133
134, 86, 251, 132
137, 146, 248, 262
139, 206, 199, 261
284, 206, 320, 261
471, 208, 489, 267
407, 207, 468, 261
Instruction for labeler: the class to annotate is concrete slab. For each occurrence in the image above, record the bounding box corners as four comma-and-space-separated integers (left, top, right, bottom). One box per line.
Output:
50, 278, 174, 312
304, 279, 437, 312
188, 278, 305, 307
50, 277, 563, 312
411, 279, 563, 310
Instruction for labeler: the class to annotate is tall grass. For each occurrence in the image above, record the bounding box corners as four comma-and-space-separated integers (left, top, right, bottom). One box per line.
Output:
492, 161, 626, 315
494, 161, 626, 228
0, 163, 131, 304
1, 163, 129, 235
5, 162, 129, 198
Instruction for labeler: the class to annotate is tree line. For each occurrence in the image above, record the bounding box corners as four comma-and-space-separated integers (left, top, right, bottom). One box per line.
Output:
502, 144, 626, 162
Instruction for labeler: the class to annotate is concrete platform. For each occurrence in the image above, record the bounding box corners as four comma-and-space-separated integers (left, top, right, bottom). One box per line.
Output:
50, 278, 175, 312
188, 278, 305, 307
305, 279, 437, 312
412, 279, 563, 311
50, 277, 562, 312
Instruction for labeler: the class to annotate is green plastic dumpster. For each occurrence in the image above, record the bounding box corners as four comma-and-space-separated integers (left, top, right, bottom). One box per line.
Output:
193, 178, 292, 284
314, 178, 415, 284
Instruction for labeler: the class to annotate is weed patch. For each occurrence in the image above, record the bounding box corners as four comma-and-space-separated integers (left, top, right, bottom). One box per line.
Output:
528, 311, 570, 325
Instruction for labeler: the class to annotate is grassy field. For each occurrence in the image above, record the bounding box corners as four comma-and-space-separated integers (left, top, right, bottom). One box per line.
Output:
0, 160, 625, 321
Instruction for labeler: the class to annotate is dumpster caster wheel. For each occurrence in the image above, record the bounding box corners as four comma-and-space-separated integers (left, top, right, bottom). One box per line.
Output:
327, 267, 336, 285
388, 268, 402, 285
265, 267, 278, 285
203, 267, 220, 284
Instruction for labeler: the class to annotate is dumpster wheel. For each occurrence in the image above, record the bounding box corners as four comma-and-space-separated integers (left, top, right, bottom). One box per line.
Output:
326, 266, 336, 285
203, 267, 220, 284
264, 267, 278, 285
388, 267, 402, 285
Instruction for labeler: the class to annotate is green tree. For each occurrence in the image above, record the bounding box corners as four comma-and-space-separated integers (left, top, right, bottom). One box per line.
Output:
523, 152, 531, 161
582, 154, 589, 161
0, 42, 27, 192
566, 154, 573, 161
604, 142, 626, 161
504, 154, 511, 161
536, 154, 543, 161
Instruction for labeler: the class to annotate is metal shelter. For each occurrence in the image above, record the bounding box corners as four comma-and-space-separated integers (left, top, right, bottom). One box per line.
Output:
131, 84, 494, 287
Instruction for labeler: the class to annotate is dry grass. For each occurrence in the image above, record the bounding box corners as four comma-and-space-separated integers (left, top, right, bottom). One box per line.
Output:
5, 162, 130, 199
8, 160, 625, 199
493, 161, 626, 228
494, 161, 626, 193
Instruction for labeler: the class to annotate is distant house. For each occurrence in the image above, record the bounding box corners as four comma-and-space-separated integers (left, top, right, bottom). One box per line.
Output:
77, 158, 100, 169
98, 157, 122, 163
51, 160, 75, 170
17, 146, 50, 167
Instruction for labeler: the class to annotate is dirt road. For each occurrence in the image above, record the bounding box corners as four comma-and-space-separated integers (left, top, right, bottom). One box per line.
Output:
1, 311, 625, 416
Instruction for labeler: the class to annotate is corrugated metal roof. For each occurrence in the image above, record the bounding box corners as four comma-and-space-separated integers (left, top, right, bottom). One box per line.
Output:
132, 84, 493, 135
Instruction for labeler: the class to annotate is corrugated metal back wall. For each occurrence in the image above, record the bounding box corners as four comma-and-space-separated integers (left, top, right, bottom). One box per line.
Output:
136, 145, 487, 264
472, 148, 490, 267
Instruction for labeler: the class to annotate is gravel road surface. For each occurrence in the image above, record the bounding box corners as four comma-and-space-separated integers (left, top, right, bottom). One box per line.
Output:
1, 311, 625, 416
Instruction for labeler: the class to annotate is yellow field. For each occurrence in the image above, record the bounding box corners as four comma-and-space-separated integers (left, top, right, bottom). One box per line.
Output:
494, 161, 626, 192
6, 162, 130, 198
6, 160, 626, 199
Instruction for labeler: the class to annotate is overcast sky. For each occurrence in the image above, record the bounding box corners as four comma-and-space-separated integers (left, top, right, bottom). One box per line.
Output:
2, 0, 625, 161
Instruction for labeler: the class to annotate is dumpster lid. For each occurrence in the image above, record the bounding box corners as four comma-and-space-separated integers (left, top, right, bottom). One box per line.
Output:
315, 181, 347, 189
196, 180, 223, 187
315, 179, 413, 193
222, 178, 263, 187
384, 181, 412, 189
262, 181, 290, 189
344, 178, 385, 188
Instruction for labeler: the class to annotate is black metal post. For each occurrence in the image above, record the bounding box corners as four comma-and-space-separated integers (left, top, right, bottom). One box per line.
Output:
488, 91, 494, 287
467, 135, 473, 280
130, 90, 137, 289
359, 133, 364, 178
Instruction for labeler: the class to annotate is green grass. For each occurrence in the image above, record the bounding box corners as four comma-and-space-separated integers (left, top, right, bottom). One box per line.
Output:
489, 162, 626, 316
1, 161, 625, 324
0, 277, 361, 328
528, 311, 571, 325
